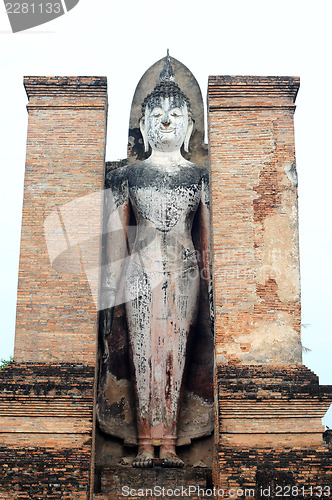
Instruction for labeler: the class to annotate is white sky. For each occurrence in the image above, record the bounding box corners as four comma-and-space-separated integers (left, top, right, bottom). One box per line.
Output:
0, 0, 331, 426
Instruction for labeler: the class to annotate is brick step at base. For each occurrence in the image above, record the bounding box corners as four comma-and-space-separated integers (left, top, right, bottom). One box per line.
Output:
93, 465, 212, 500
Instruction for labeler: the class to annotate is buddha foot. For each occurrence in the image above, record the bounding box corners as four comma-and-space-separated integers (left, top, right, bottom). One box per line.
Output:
132, 449, 154, 468
161, 452, 184, 468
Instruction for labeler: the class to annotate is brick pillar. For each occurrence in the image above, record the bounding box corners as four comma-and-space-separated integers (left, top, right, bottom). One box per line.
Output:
0, 77, 107, 500
14, 77, 107, 364
208, 76, 301, 365
208, 77, 332, 497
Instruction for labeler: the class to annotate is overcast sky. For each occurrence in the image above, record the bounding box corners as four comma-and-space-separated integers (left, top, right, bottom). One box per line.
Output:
0, 0, 331, 425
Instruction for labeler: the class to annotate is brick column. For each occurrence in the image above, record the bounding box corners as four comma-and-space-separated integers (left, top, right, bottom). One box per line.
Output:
208, 77, 331, 496
14, 77, 107, 364
208, 76, 301, 365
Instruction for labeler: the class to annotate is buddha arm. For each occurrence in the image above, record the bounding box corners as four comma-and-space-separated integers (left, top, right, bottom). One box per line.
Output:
198, 172, 214, 322
99, 168, 130, 360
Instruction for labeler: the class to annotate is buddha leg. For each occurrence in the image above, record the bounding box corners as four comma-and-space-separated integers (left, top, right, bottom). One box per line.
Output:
160, 265, 200, 467
126, 261, 199, 467
125, 264, 154, 467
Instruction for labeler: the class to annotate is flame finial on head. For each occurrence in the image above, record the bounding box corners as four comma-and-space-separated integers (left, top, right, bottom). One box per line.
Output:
159, 49, 175, 82
141, 50, 192, 117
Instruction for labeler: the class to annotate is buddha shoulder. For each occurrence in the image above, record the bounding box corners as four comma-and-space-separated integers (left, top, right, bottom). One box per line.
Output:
105, 165, 129, 207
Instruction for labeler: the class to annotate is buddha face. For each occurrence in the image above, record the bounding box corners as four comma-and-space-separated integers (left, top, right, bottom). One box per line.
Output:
141, 96, 193, 154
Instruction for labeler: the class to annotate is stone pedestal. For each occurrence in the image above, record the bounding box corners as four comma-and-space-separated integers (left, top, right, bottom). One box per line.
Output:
93, 466, 211, 500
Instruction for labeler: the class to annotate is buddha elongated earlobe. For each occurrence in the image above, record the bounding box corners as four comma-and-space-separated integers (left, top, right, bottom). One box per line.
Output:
184, 119, 194, 153
139, 117, 149, 153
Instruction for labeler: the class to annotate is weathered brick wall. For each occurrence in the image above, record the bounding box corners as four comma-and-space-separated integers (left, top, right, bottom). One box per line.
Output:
214, 365, 332, 498
0, 362, 95, 499
14, 76, 107, 364
217, 446, 331, 499
216, 365, 331, 448
0, 77, 107, 498
208, 77, 332, 497
208, 76, 301, 365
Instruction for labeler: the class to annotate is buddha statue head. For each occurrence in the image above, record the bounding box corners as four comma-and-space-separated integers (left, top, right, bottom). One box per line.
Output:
139, 51, 194, 154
